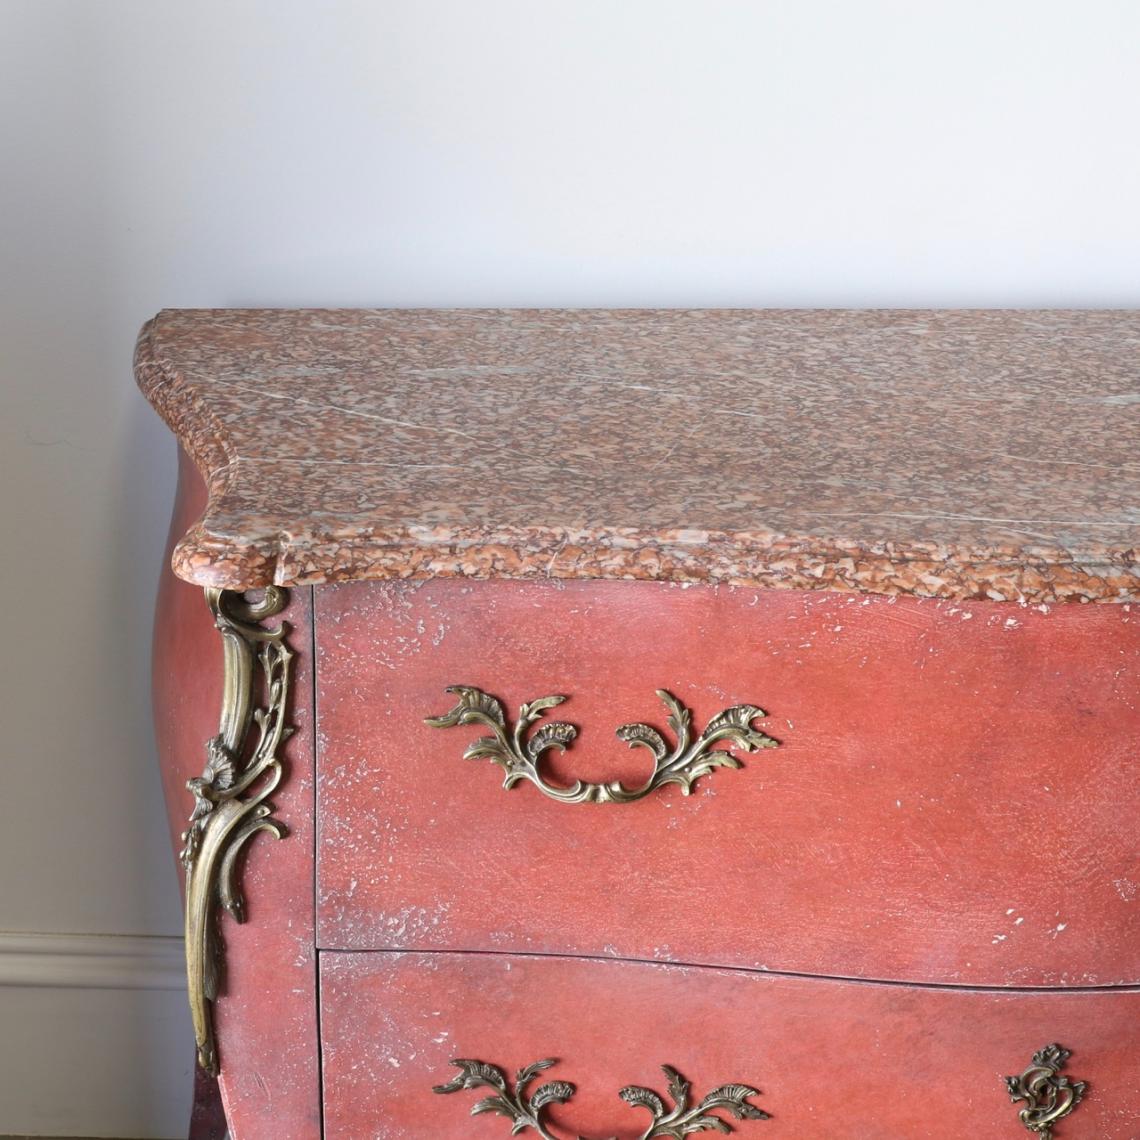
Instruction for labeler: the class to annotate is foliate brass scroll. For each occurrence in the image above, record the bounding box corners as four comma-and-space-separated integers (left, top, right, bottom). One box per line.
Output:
181, 587, 294, 1074
1004, 1045, 1087, 1137
433, 1058, 769, 1138
425, 687, 779, 804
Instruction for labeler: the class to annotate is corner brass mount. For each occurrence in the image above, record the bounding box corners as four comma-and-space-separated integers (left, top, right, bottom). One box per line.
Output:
181, 586, 293, 1074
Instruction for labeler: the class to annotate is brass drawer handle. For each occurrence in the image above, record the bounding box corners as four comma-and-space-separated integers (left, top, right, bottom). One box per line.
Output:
425, 687, 779, 804
1005, 1045, 1087, 1138
433, 1058, 769, 1138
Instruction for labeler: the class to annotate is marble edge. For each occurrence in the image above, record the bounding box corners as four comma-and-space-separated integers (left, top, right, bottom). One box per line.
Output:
134, 312, 1140, 604
165, 522, 1138, 604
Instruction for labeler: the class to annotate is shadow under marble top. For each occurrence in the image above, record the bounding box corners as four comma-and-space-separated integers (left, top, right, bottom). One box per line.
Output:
135, 308, 1139, 602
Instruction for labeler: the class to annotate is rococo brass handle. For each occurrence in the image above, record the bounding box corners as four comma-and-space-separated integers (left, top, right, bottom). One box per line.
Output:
433, 1058, 769, 1138
1004, 1045, 1087, 1138
425, 687, 779, 804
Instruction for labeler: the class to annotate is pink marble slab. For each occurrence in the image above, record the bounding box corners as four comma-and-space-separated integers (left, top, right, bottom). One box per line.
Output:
135, 309, 1139, 602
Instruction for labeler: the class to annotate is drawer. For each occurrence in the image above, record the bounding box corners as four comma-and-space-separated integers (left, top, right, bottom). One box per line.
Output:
320, 951, 1140, 1138
315, 580, 1139, 985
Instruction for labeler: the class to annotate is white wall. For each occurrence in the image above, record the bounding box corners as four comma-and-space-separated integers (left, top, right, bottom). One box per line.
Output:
1, 1, 1139, 1134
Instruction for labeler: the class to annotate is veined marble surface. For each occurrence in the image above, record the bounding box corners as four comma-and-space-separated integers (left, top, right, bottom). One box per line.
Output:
136, 308, 1139, 602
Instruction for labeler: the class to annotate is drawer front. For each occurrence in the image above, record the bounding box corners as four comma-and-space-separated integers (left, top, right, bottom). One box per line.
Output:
320, 951, 1140, 1138
316, 580, 1139, 985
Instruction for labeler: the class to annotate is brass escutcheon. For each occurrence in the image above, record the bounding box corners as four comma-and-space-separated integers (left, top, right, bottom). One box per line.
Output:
1004, 1044, 1087, 1137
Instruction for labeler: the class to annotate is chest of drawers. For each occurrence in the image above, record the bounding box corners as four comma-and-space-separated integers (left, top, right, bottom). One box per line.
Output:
138, 309, 1139, 1138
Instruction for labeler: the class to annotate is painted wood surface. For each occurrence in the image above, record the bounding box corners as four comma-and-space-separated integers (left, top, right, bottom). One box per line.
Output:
315, 579, 1140, 986
153, 446, 321, 1139
320, 950, 1140, 1139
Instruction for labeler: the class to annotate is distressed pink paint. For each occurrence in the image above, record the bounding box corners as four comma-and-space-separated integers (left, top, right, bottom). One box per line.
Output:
316, 578, 1140, 987
321, 951, 1140, 1139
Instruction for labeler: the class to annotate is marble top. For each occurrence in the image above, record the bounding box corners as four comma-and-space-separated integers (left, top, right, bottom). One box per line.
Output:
136, 309, 1139, 602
